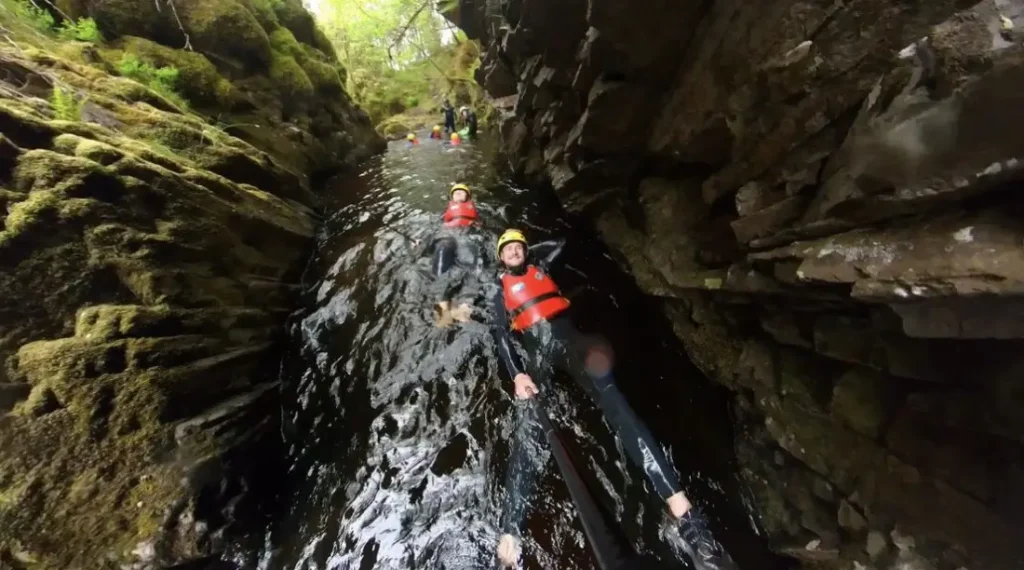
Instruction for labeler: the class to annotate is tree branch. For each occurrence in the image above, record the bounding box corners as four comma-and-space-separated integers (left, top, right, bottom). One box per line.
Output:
154, 0, 191, 50
387, 0, 430, 64
34, 0, 70, 22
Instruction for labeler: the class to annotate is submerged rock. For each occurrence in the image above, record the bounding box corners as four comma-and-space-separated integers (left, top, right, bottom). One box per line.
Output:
452, 0, 1024, 567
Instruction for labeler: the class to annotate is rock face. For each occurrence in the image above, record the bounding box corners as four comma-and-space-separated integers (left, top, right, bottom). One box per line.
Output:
62, 0, 382, 177
0, 2, 381, 568
457, 0, 1024, 568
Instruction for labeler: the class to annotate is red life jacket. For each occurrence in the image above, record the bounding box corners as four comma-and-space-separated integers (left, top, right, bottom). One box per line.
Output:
443, 200, 478, 227
501, 265, 571, 331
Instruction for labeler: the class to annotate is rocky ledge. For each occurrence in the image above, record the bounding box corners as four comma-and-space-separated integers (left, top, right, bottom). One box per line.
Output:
0, 0, 381, 568
455, 0, 1024, 568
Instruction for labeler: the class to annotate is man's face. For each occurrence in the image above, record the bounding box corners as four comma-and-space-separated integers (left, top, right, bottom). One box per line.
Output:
452, 190, 468, 202
500, 242, 525, 268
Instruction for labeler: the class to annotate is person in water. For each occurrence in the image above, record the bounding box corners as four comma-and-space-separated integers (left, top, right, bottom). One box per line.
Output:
450, 132, 462, 146
491, 229, 731, 570
442, 100, 457, 134
425, 183, 479, 327
430, 124, 443, 139
460, 106, 478, 139
406, 132, 419, 146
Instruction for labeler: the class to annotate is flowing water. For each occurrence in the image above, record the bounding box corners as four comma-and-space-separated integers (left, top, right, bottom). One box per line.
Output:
256, 135, 791, 570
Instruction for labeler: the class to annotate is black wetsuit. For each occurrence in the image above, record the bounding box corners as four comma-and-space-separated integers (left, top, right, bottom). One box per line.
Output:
418, 223, 486, 304
442, 104, 456, 133
465, 110, 478, 138
492, 240, 683, 537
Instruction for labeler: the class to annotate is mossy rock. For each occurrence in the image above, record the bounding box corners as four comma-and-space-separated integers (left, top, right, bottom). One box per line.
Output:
273, 0, 316, 46
246, 0, 281, 31
311, 26, 337, 60
335, 62, 348, 86
298, 47, 342, 95
82, 0, 163, 40
268, 50, 313, 103
176, 0, 272, 70
268, 27, 304, 59
377, 116, 413, 139
89, 74, 185, 114
53, 133, 125, 166
113, 36, 236, 108
55, 0, 88, 19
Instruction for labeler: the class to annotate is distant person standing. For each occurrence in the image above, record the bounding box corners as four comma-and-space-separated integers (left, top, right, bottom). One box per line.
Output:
460, 106, 478, 139
442, 100, 456, 134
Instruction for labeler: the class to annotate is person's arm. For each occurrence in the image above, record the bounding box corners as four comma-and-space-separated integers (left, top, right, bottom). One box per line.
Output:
491, 284, 527, 378
499, 403, 545, 536
529, 238, 566, 269
410, 232, 436, 259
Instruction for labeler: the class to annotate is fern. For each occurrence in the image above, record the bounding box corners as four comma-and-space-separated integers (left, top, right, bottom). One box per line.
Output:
117, 54, 189, 109
15, 0, 55, 32
57, 17, 101, 42
50, 85, 84, 121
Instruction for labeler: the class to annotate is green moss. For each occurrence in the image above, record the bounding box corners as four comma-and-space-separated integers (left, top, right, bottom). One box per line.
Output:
269, 29, 339, 95
53, 133, 124, 166
114, 36, 235, 107
268, 50, 313, 101
311, 26, 337, 60
247, 0, 281, 31
377, 116, 412, 139
178, 0, 272, 69
299, 46, 342, 95
272, 0, 316, 45
91, 74, 184, 113
85, 0, 162, 39
268, 26, 303, 59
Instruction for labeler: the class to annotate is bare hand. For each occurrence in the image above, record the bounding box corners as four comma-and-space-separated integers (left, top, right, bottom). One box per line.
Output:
513, 373, 538, 400
497, 534, 520, 567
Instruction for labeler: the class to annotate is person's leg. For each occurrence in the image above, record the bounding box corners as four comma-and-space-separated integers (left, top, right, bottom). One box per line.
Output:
431, 238, 463, 327
432, 237, 457, 277
550, 319, 682, 500
549, 319, 731, 569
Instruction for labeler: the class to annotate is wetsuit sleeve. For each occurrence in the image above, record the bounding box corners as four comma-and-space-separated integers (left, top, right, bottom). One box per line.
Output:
529, 238, 566, 270
491, 283, 526, 378
499, 403, 546, 536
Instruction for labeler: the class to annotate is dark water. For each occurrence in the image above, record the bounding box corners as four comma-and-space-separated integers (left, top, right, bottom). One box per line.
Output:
253, 135, 790, 570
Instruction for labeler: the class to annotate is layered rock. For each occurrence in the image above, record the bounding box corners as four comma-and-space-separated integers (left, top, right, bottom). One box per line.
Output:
0, 2, 380, 568
457, 0, 1024, 567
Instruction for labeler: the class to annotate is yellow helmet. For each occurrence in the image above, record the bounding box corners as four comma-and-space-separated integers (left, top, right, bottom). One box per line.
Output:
406, 133, 416, 141
496, 229, 527, 258
450, 183, 470, 199
433, 125, 442, 131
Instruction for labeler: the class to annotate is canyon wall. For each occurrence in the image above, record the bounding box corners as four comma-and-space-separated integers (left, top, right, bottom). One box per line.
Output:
0, 1, 381, 567
455, 0, 1024, 568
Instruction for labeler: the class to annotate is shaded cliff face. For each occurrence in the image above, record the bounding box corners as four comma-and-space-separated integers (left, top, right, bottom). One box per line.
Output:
0, 1, 381, 568
457, 0, 1024, 568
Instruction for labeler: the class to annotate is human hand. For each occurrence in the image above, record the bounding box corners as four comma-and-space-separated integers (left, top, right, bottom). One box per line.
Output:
513, 373, 538, 399
497, 534, 520, 567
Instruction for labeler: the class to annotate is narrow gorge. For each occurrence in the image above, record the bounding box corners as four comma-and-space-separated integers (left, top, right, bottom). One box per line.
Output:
0, 0, 381, 567
0, 0, 1022, 569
